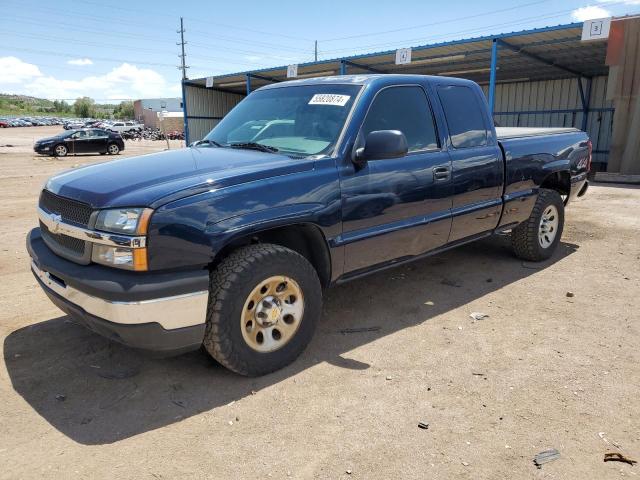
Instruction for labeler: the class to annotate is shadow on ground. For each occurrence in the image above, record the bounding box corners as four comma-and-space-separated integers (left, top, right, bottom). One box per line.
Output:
4, 236, 578, 445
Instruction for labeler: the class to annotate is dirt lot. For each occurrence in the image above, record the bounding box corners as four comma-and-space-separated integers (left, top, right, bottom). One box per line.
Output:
1, 126, 639, 479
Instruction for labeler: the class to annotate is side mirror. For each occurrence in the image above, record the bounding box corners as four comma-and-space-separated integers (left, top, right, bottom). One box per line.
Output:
354, 130, 408, 164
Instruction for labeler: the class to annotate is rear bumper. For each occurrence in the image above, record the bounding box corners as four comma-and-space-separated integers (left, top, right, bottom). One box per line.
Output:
27, 228, 209, 354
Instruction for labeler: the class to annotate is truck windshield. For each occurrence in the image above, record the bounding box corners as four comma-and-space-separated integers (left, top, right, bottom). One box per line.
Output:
204, 84, 361, 157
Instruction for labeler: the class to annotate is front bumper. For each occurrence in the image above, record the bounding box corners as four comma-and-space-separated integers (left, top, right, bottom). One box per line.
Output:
27, 228, 209, 354
34, 144, 53, 154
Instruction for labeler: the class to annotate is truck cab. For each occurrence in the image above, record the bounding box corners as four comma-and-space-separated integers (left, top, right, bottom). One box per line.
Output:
27, 75, 590, 376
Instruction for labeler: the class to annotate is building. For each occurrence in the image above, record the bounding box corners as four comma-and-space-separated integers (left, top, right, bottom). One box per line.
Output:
182, 17, 640, 174
133, 98, 183, 129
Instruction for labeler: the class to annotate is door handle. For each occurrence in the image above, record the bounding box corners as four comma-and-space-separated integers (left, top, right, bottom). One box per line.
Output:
433, 166, 451, 181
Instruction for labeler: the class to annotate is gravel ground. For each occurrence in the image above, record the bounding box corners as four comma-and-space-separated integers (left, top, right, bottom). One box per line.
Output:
1, 126, 639, 479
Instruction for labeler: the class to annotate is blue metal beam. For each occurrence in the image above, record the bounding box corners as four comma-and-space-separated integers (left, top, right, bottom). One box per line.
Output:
339, 60, 347, 76
245, 74, 251, 96
580, 77, 592, 131
488, 39, 498, 115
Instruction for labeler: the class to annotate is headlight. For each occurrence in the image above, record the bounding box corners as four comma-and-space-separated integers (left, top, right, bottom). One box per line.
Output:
95, 208, 152, 234
92, 208, 153, 271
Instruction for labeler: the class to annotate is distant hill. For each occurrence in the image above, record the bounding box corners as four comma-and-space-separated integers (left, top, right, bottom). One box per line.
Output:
0, 94, 116, 117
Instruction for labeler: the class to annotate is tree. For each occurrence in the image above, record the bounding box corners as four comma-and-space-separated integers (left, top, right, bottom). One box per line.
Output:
53, 100, 71, 113
74, 97, 95, 118
113, 101, 134, 120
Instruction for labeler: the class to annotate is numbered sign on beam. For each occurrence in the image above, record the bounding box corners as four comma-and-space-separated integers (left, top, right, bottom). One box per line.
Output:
581, 18, 611, 41
287, 64, 298, 78
205, 76, 214, 88
395, 48, 412, 65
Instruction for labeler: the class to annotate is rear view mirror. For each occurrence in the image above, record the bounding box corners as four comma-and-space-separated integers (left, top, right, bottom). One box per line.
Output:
354, 130, 408, 164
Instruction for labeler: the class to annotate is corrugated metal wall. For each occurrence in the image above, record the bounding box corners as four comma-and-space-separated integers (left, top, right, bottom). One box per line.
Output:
482, 76, 614, 166
185, 76, 614, 165
184, 85, 244, 142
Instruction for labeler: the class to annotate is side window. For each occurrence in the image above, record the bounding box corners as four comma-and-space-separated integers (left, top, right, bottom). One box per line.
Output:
361, 86, 438, 153
437, 85, 488, 148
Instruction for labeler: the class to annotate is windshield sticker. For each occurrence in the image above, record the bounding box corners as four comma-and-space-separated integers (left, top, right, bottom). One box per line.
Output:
308, 94, 351, 106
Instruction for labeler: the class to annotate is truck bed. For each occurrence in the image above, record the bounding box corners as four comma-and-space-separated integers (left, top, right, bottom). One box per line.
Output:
496, 126, 580, 139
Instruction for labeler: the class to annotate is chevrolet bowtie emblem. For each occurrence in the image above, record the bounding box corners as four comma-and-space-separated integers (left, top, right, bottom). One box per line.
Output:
49, 213, 62, 233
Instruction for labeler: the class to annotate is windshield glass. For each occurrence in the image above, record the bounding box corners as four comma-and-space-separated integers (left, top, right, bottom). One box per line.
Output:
204, 84, 361, 157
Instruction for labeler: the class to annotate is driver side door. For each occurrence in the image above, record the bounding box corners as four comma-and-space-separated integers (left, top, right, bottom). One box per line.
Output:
339, 85, 453, 274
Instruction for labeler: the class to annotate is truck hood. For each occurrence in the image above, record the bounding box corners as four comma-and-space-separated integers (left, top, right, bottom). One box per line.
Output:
45, 146, 314, 208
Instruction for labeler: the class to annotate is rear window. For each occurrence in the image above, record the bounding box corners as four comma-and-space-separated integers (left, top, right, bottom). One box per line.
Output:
437, 85, 488, 148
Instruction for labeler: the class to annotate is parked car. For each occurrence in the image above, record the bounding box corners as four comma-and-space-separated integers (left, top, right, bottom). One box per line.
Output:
106, 121, 142, 133
33, 128, 124, 156
0, 120, 8, 128
27, 75, 590, 376
63, 121, 84, 130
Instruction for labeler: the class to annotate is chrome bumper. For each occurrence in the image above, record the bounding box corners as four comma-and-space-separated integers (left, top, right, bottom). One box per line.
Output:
31, 261, 208, 330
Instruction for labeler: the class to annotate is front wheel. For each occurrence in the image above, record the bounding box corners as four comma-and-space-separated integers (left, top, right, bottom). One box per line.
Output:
511, 188, 564, 261
53, 144, 67, 157
203, 244, 322, 376
107, 143, 120, 155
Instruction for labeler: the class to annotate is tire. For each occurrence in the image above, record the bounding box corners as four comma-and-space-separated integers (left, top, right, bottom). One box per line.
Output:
203, 243, 322, 376
107, 143, 120, 155
511, 188, 564, 261
53, 144, 67, 157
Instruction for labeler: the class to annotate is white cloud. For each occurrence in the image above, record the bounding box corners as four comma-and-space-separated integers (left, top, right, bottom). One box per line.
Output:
0, 57, 42, 84
67, 58, 93, 66
571, 5, 611, 21
0, 58, 180, 100
598, 0, 640, 5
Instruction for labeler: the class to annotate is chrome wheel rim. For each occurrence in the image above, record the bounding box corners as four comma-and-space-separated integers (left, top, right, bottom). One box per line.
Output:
241, 276, 304, 353
108, 144, 118, 154
538, 205, 559, 248
55, 145, 66, 156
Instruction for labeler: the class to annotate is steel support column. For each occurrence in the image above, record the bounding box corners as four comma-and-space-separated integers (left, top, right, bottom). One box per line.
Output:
488, 38, 498, 115
578, 77, 592, 131
339, 60, 347, 76
246, 74, 252, 95
181, 79, 190, 145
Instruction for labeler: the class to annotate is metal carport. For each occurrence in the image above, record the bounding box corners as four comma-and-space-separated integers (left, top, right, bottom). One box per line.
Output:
182, 20, 618, 168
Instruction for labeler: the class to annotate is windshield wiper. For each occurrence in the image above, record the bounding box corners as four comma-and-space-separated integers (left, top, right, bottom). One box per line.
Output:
228, 142, 279, 153
191, 139, 223, 147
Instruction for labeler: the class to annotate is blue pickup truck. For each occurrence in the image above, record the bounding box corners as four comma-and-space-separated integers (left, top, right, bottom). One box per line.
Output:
27, 75, 590, 376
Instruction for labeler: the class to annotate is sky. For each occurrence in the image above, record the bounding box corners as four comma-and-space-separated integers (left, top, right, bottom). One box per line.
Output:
1, 0, 639, 102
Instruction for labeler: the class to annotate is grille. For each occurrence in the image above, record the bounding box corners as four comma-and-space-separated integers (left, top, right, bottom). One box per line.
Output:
39, 189, 93, 226
40, 221, 86, 255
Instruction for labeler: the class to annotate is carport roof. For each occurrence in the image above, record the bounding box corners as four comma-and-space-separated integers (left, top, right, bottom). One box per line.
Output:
185, 21, 611, 94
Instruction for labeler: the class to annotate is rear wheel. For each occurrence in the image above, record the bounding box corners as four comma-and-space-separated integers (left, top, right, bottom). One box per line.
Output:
53, 144, 67, 157
511, 188, 564, 261
107, 143, 120, 155
203, 244, 322, 376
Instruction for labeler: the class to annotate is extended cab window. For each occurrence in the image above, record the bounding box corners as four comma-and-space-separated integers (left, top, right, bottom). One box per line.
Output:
437, 85, 488, 148
205, 84, 361, 157
361, 86, 438, 152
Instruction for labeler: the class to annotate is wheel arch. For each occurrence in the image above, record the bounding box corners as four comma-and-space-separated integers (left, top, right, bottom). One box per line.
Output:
211, 223, 332, 289
540, 170, 571, 198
